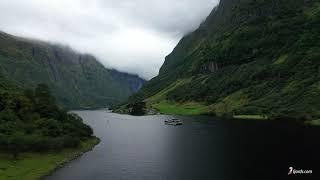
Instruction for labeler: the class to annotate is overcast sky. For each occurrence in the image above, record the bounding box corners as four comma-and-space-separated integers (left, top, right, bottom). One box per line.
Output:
0, 0, 219, 79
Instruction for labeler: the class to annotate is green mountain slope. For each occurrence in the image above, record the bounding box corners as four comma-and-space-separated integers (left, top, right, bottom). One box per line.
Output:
129, 0, 320, 120
0, 31, 145, 109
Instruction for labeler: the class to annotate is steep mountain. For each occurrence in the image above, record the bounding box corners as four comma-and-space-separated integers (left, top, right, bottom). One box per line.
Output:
129, 0, 320, 119
0, 31, 145, 109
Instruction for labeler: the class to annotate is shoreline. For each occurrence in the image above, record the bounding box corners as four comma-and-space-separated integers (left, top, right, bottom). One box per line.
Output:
40, 137, 101, 180
112, 108, 320, 127
0, 137, 100, 180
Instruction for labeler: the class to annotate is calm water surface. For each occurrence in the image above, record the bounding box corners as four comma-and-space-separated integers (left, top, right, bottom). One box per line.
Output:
47, 110, 319, 179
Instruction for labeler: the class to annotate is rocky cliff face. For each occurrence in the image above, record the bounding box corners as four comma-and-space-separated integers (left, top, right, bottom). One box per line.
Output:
129, 0, 320, 119
200, 61, 219, 74
0, 31, 145, 109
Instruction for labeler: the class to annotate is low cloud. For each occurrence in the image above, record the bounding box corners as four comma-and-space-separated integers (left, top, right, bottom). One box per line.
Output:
0, 0, 219, 79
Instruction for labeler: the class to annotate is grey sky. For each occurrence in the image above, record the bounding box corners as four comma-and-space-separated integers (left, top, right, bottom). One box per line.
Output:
0, 0, 219, 79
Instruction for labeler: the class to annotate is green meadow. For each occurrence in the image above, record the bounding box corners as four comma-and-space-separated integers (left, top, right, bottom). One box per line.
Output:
0, 137, 99, 180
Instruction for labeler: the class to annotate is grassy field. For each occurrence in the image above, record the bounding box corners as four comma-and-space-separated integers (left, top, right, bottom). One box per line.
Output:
233, 115, 268, 120
0, 137, 99, 180
152, 101, 209, 116
146, 78, 192, 103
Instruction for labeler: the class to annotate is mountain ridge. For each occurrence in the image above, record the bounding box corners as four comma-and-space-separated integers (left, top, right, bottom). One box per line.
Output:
0, 31, 145, 109
125, 0, 320, 119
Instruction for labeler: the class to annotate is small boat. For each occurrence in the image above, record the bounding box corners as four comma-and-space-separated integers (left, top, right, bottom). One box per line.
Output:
165, 119, 183, 126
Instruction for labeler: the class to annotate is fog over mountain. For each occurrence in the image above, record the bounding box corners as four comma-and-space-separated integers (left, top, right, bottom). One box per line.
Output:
0, 0, 219, 79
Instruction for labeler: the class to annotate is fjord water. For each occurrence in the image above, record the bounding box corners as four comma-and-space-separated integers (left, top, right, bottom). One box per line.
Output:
48, 110, 319, 179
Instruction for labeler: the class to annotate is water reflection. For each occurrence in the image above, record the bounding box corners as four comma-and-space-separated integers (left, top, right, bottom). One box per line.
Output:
48, 110, 320, 180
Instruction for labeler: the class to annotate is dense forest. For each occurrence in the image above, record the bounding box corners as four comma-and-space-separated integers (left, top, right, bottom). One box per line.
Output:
0, 84, 94, 158
125, 0, 320, 120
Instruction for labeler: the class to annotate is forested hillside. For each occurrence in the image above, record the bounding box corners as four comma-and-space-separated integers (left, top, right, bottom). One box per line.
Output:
0, 31, 145, 109
128, 0, 320, 120
0, 84, 95, 158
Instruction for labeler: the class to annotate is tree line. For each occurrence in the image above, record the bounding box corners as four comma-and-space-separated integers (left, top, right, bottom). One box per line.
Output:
0, 84, 93, 158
